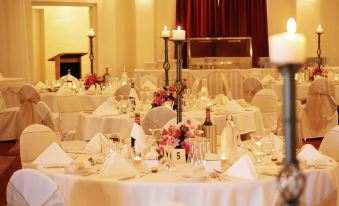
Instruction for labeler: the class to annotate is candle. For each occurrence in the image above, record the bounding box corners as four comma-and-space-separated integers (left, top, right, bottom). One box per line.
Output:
161, 26, 170, 37
269, 18, 306, 64
316, 25, 323, 33
88, 28, 95, 37
172, 26, 185, 40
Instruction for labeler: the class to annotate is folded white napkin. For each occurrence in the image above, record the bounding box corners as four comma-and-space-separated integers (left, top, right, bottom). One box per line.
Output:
141, 80, 157, 91
100, 151, 138, 178
226, 155, 257, 180
297, 144, 332, 166
33, 142, 73, 165
93, 98, 119, 116
261, 74, 277, 84
130, 123, 147, 155
224, 99, 245, 113
57, 85, 73, 96
85, 133, 109, 154
129, 88, 139, 101
102, 85, 116, 95
35, 81, 49, 91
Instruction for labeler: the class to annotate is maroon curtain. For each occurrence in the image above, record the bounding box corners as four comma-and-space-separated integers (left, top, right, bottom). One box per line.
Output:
176, 0, 269, 67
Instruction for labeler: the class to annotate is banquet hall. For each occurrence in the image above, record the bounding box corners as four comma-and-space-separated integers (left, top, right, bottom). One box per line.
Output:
1, 0, 339, 205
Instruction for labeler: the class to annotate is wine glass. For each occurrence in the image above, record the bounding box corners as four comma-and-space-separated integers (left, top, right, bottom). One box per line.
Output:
251, 134, 265, 172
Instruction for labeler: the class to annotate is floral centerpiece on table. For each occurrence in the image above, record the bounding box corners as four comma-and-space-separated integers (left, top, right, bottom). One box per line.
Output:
157, 120, 203, 157
84, 73, 102, 89
151, 86, 177, 109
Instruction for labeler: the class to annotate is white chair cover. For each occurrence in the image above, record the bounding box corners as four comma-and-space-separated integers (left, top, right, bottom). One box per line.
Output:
301, 78, 338, 139
277, 100, 303, 149
7, 168, 65, 206
251, 89, 278, 132
18, 84, 41, 128
36, 101, 58, 131
0, 107, 23, 141
163, 117, 201, 129
20, 124, 60, 166
142, 106, 176, 135
319, 126, 339, 161
220, 73, 233, 99
114, 84, 141, 101
0, 92, 6, 112
243, 77, 263, 103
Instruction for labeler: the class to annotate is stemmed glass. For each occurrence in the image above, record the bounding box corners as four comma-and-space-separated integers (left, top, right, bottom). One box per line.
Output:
251, 135, 265, 172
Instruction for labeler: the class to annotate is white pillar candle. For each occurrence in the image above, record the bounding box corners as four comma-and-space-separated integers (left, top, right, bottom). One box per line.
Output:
316, 25, 323, 33
88, 28, 95, 37
161, 25, 170, 37
269, 18, 306, 64
172, 26, 185, 40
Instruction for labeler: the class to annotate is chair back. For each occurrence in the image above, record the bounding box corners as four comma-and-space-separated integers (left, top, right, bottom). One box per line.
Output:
251, 89, 278, 131
220, 73, 233, 99
319, 126, 339, 161
142, 106, 176, 135
18, 84, 41, 127
301, 77, 338, 139
243, 77, 263, 103
36, 101, 57, 131
20, 124, 59, 163
114, 84, 141, 101
7, 168, 65, 206
163, 117, 200, 130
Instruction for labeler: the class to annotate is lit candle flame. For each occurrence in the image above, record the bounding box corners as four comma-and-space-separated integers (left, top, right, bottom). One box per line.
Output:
287, 18, 296, 33
164, 25, 167, 31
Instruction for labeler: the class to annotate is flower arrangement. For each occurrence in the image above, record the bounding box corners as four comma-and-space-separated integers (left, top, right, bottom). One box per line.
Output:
151, 86, 177, 108
310, 66, 327, 81
84, 73, 102, 88
157, 120, 203, 156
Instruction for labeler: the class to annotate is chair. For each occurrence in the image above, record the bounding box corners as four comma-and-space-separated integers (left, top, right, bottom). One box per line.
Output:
319, 126, 339, 161
20, 124, 60, 168
0, 92, 24, 141
243, 77, 263, 103
7, 168, 65, 206
57, 96, 80, 140
220, 73, 233, 99
300, 78, 338, 139
277, 100, 303, 149
163, 117, 201, 130
142, 106, 176, 135
114, 84, 141, 101
35, 101, 58, 132
18, 84, 41, 128
251, 89, 278, 132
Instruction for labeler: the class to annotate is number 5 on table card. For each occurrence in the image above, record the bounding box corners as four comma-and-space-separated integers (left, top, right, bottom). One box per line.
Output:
173, 149, 186, 163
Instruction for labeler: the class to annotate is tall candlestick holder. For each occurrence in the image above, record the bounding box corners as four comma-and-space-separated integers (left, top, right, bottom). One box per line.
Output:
171, 39, 185, 123
162, 37, 170, 87
88, 35, 95, 74
276, 64, 305, 206
316, 30, 323, 69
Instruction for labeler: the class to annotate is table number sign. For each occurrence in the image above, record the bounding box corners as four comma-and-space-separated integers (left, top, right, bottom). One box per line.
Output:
172, 149, 186, 163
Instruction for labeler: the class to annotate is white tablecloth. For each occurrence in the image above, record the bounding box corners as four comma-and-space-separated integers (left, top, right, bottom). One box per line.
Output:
39, 149, 339, 206
0, 77, 26, 107
134, 68, 279, 99
75, 112, 135, 140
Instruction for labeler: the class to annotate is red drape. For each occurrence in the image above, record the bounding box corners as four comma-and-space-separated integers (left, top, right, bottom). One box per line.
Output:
176, 0, 269, 67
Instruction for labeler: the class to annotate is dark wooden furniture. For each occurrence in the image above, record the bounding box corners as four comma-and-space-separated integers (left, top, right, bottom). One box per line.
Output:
48, 53, 87, 79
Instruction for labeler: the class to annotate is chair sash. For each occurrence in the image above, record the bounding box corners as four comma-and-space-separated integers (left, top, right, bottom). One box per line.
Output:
18, 84, 41, 127
243, 77, 263, 103
36, 101, 57, 131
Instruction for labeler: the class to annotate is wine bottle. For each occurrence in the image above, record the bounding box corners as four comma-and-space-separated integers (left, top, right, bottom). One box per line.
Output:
202, 107, 217, 153
131, 113, 141, 148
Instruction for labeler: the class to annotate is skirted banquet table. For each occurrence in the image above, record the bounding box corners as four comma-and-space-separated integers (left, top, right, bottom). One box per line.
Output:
38, 149, 339, 206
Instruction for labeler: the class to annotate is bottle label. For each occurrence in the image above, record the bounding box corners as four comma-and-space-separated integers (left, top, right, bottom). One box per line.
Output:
135, 114, 140, 125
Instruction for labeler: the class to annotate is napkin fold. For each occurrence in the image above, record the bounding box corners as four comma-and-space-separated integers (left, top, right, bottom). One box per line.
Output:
224, 100, 245, 113
85, 133, 109, 154
35, 81, 49, 92
141, 80, 157, 91
297, 144, 332, 166
226, 155, 257, 180
102, 85, 116, 95
261, 74, 277, 84
56, 85, 73, 96
100, 151, 138, 178
93, 98, 119, 116
130, 123, 147, 155
33, 142, 73, 165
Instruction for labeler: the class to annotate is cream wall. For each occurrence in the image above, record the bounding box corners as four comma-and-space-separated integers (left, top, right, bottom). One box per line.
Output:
40, 6, 90, 80
32, 9, 45, 82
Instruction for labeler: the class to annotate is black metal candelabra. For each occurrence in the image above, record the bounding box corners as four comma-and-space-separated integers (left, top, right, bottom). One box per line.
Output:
171, 39, 185, 124
88, 35, 95, 74
277, 64, 305, 206
162, 37, 170, 87
316, 31, 323, 69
